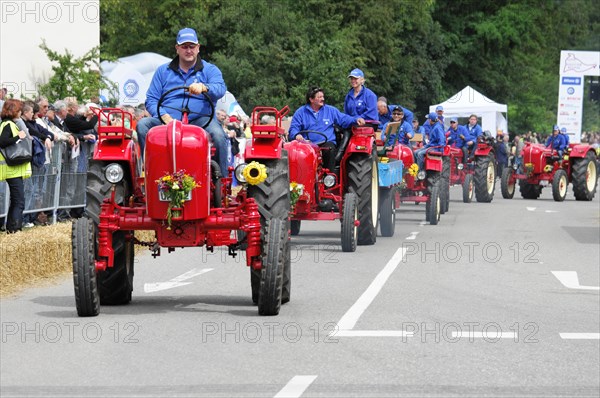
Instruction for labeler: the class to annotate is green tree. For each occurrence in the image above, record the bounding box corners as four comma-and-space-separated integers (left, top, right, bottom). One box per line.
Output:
38, 40, 116, 102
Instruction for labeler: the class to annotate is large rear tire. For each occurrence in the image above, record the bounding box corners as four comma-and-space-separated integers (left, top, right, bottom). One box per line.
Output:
500, 168, 515, 199
474, 155, 496, 202
552, 169, 568, 202
462, 173, 474, 203
379, 187, 395, 237
258, 218, 286, 316
84, 160, 134, 305
341, 193, 358, 252
247, 153, 291, 306
572, 151, 598, 201
72, 217, 100, 317
347, 152, 379, 245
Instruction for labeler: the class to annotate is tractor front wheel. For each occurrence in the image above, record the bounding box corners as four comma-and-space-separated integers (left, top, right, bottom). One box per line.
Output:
290, 220, 301, 236
552, 169, 568, 202
501, 168, 515, 199
462, 173, 474, 203
519, 180, 542, 199
72, 217, 100, 317
258, 218, 286, 316
378, 187, 395, 237
474, 155, 496, 202
427, 183, 441, 225
341, 193, 358, 252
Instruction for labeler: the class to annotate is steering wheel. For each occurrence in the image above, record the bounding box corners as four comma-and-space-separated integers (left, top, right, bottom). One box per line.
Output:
156, 85, 215, 129
296, 130, 329, 144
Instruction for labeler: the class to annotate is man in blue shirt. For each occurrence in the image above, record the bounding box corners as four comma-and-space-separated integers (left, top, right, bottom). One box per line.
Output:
377, 97, 414, 129
136, 28, 229, 175
381, 107, 413, 148
344, 69, 378, 121
415, 112, 446, 171
446, 117, 470, 164
289, 86, 365, 172
560, 127, 570, 146
464, 114, 483, 160
546, 125, 567, 158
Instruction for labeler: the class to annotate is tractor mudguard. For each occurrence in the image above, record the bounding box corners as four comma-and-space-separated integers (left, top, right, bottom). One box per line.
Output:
245, 106, 289, 161
568, 143, 595, 159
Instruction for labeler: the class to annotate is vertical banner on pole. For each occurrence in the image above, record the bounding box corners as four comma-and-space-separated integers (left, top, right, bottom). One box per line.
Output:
557, 51, 600, 143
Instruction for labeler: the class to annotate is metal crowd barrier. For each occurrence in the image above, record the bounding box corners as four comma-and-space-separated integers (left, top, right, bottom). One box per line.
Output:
0, 140, 94, 225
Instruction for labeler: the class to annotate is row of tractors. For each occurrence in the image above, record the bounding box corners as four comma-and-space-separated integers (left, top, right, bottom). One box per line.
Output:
71, 88, 598, 317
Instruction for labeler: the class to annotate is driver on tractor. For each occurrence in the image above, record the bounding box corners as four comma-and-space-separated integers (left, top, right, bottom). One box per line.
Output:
136, 28, 229, 175
289, 86, 366, 172
446, 117, 469, 165
381, 107, 413, 150
546, 125, 567, 158
415, 112, 446, 171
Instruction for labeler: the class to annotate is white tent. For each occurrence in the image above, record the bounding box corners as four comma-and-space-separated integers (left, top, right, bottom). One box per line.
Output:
100, 52, 248, 118
430, 86, 508, 136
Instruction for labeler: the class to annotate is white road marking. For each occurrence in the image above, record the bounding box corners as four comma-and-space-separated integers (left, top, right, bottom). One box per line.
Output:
551, 271, 600, 291
334, 330, 414, 337
334, 247, 407, 331
559, 333, 600, 340
451, 331, 517, 339
526, 207, 536, 211
274, 375, 317, 398
144, 268, 214, 293
406, 232, 419, 240
419, 221, 427, 226
545, 210, 559, 213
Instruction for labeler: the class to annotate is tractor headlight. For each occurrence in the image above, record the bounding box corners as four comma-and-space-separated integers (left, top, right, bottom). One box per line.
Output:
104, 163, 124, 184
234, 163, 247, 183
457, 163, 464, 170
417, 170, 426, 180
323, 174, 336, 188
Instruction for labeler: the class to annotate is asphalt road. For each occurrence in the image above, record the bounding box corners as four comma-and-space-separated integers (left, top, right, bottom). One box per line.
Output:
1, 182, 599, 397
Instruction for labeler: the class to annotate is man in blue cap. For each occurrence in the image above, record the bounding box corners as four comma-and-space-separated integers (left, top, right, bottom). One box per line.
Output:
546, 125, 567, 158
377, 96, 414, 129
344, 68, 378, 121
289, 86, 365, 172
560, 127, 570, 146
415, 112, 446, 170
136, 27, 229, 175
446, 117, 469, 165
435, 105, 445, 123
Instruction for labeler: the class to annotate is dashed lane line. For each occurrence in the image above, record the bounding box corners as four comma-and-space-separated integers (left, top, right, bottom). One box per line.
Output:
274, 375, 318, 398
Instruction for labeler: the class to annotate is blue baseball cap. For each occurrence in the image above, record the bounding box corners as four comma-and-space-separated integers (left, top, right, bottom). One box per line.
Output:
427, 112, 438, 121
560, 127, 567, 133
436, 105, 444, 112
450, 117, 458, 123
177, 28, 199, 45
348, 68, 364, 78
553, 125, 559, 131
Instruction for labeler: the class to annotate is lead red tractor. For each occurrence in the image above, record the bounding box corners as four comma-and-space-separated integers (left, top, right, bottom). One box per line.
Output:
72, 87, 291, 317
501, 142, 598, 201
444, 133, 497, 208
283, 122, 380, 252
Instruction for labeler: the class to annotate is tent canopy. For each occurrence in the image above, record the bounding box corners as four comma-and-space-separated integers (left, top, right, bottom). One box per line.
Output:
430, 86, 508, 134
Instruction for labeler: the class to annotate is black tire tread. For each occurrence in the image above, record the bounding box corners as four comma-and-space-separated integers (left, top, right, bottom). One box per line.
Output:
72, 217, 100, 317
347, 153, 378, 245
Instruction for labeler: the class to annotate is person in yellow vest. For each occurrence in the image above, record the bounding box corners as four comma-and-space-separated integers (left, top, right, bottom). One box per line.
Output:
0, 99, 32, 233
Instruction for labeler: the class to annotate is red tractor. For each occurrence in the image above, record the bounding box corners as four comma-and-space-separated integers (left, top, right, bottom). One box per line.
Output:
284, 123, 380, 252
444, 133, 497, 207
377, 124, 448, 225
501, 142, 598, 201
72, 88, 291, 317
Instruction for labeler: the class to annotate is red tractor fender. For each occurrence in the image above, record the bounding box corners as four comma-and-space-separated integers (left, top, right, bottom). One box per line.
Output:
245, 106, 289, 161
474, 142, 494, 156
567, 143, 595, 159
345, 125, 376, 155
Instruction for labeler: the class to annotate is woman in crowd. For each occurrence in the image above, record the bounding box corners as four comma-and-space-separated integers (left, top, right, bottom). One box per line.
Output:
0, 99, 32, 233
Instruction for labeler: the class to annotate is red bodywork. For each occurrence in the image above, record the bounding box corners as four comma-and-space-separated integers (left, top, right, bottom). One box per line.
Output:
90, 109, 265, 273
508, 143, 594, 185
245, 106, 289, 160
286, 124, 376, 221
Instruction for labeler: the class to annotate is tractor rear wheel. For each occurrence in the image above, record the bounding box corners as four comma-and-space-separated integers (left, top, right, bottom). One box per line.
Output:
552, 169, 568, 202
290, 220, 301, 236
519, 180, 542, 199
474, 155, 496, 202
72, 217, 100, 317
258, 218, 286, 316
572, 151, 598, 201
341, 193, 358, 252
347, 152, 379, 245
378, 187, 395, 237
441, 157, 450, 213
247, 153, 291, 306
501, 168, 515, 199
462, 173, 474, 203
84, 160, 134, 305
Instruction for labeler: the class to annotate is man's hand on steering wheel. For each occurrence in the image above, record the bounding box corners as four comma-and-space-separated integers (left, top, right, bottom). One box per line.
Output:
188, 83, 208, 95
